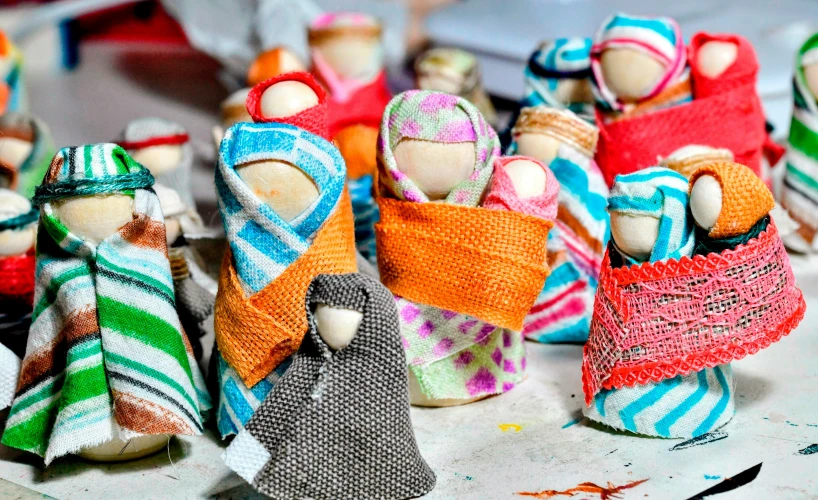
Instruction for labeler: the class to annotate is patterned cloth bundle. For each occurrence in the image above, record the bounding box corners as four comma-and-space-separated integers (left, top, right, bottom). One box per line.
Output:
591, 13, 691, 118
415, 47, 498, 127
376, 90, 554, 402
2, 144, 210, 464
0, 113, 55, 199
213, 122, 357, 437
0, 189, 37, 410
521, 38, 594, 122
583, 166, 804, 438
0, 31, 26, 115
509, 107, 610, 343
223, 273, 436, 499
781, 33, 818, 252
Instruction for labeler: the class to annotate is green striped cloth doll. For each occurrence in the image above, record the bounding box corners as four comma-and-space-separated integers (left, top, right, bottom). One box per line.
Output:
1, 144, 210, 464
782, 33, 818, 253
0, 113, 54, 199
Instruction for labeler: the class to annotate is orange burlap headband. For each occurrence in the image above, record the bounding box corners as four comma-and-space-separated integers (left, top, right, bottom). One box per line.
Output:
214, 190, 358, 387
375, 197, 553, 331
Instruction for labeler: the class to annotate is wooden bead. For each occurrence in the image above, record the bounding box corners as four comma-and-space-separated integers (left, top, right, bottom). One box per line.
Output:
804, 63, 818, 99
314, 304, 363, 351
553, 78, 594, 106
599, 49, 666, 102
130, 145, 183, 177
696, 41, 738, 78
236, 159, 318, 223
503, 159, 547, 199
259, 81, 319, 119
513, 133, 560, 166
0, 226, 35, 257
690, 174, 722, 231
609, 212, 660, 261
78, 435, 168, 462
0, 137, 33, 170
313, 37, 380, 81
393, 139, 475, 200
54, 195, 134, 244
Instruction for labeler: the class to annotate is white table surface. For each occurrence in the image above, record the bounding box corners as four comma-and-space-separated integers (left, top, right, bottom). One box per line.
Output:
0, 36, 816, 500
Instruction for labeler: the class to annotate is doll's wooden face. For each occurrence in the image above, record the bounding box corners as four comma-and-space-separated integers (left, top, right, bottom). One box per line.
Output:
393, 139, 476, 200
502, 159, 546, 199
164, 216, 181, 245
599, 48, 666, 102
130, 145, 183, 177
313, 303, 363, 351
314, 36, 381, 81
689, 175, 722, 232
696, 41, 738, 79
804, 63, 818, 100
0, 137, 33, 170
514, 133, 561, 165
553, 78, 594, 106
609, 212, 659, 261
237, 160, 318, 223
418, 68, 464, 95
55, 195, 134, 244
259, 81, 319, 119
0, 226, 36, 256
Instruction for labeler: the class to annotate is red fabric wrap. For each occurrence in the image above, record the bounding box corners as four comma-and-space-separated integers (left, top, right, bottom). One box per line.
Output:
595, 33, 770, 186
322, 71, 392, 138
119, 133, 189, 150
0, 250, 35, 312
246, 71, 331, 140
582, 221, 805, 404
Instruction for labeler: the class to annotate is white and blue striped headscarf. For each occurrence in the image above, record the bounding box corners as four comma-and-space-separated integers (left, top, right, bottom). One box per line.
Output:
608, 167, 694, 264
216, 122, 346, 295
523, 38, 593, 120
591, 13, 686, 112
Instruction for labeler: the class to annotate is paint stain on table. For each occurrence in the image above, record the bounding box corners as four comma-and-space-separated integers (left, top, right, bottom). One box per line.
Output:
704, 475, 721, 480
561, 418, 582, 429
517, 478, 648, 499
797, 444, 818, 455
669, 431, 728, 451
454, 472, 475, 481
499, 423, 522, 433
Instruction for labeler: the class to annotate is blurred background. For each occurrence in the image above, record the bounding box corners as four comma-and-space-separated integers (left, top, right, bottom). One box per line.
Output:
2, 0, 818, 221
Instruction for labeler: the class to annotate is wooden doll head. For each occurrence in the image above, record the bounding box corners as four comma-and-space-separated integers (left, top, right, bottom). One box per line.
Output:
0, 189, 36, 256
259, 81, 319, 119
120, 119, 190, 178
502, 158, 547, 199
309, 12, 383, 82
599, 49, 667, 102
689, 174, 721, 232
393, 140, 475, 200
415, 47, 477, 96
696, 40, 738, 79
129, 146, 183, 177
609, 212, 660, 261
54, 194, 134, 244
0, 114, 34, 173
154, 184, 186, 245
314, 304, 363, 351
512, 106, 598, 165
221, 88, 253, 128
236, 160, 319, 223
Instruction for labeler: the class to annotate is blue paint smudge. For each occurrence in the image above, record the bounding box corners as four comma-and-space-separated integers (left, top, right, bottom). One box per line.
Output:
806, 424, 818, 428
704, 475, 722, 480
562, 418, 582, 429
454, 472, 474, 481
798, 444, 818, 456
785, 420, 798, 427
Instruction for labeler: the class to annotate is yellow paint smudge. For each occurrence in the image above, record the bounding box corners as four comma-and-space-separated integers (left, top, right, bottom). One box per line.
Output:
499, 423, 522, 433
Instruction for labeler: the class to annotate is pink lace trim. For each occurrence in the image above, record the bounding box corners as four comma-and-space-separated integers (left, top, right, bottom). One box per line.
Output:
582, 220, 805, 404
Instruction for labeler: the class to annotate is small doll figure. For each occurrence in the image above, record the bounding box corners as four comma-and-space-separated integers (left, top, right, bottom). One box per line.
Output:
154, 184, 215, 364
247, 46, 306, 87
509, 106, 609, 343
781, 33, 818, 253
215, 88, 253, 145
2, 144, 210, 464
214, 122, 357, 437
582, 165, 804, 438
223, 273, 436, 499
0, 113, 55, 198
120, 118, 200, 213
376, 91, 555, 406
415, 47, 498, 127
0, 31, 25, 114
0, 189, 37, 411
521, 38, 594, 122
591, 13, 690, 120
660, 145, 734, 179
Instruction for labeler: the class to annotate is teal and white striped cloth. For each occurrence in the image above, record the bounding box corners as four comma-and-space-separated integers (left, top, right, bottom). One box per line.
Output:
214, 121, 347, 438
608, 167, 694, 265
584, 365, 735, 438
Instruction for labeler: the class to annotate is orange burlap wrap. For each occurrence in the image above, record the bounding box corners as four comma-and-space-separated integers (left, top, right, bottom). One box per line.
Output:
214, 190, 358, 387
375, 197, 553, 331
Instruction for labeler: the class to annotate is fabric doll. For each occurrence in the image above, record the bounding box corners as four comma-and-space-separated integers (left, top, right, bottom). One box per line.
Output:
0, 113, 55, 198
781, 33, 818, 253
521, 38, 594, 122
509, 106, 610, 343
119, 118, 200, 213
0, 189, 37, 411
154, 184, 215, 365
247, 46, 306, 87
375, 90, 554, 406
0, 31, 25, 115
215, 88, 253, 146
1, 144, 210, 464
591, 13, 691, 121
660, 145, 734, 179
223, 273, 437, 499
213, 122, 357, 438
415, 47, 498, 128
689, 161, 775, 255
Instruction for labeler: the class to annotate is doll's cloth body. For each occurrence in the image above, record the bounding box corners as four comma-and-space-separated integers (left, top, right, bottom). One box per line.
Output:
169, 245, 214, 362
782, 34, 818, 251
0, 113, 54, 199
376, 91, 552, 401
2, 144, 210, 464
213, 122, 357, 437
0, 33, 26, 114
223, 273, 436, 500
